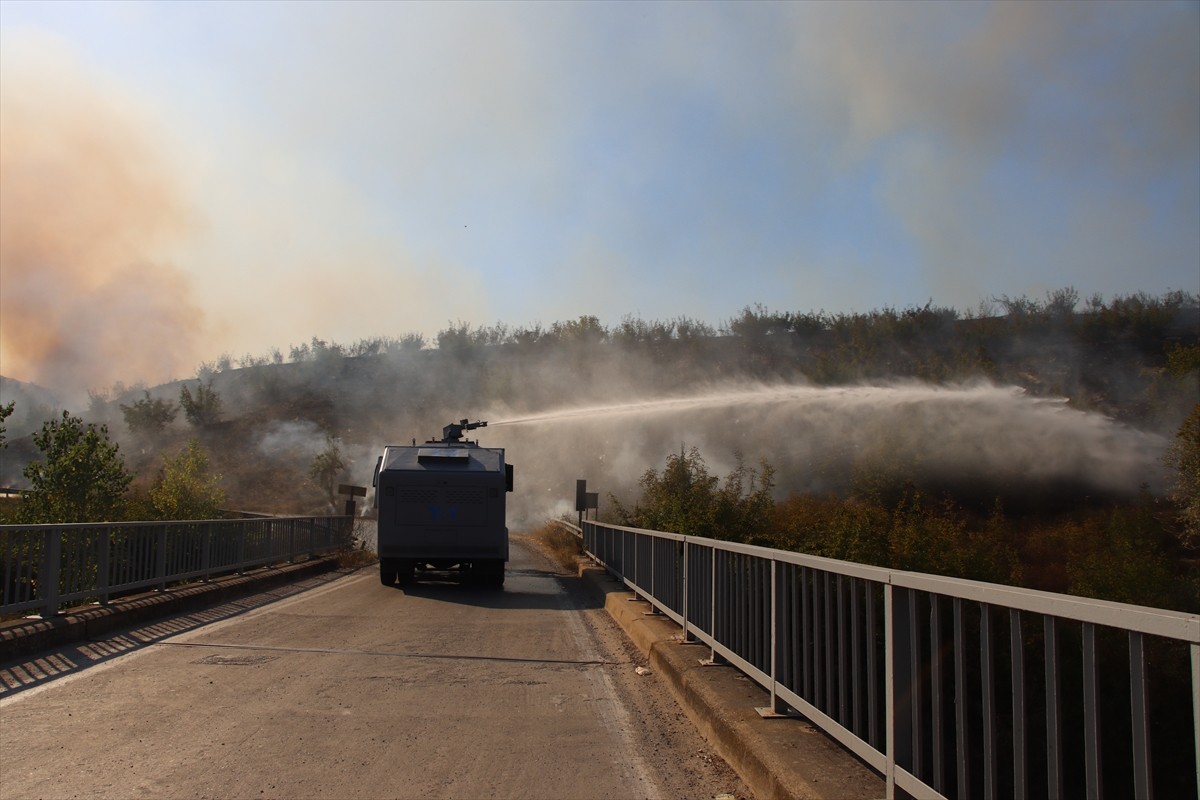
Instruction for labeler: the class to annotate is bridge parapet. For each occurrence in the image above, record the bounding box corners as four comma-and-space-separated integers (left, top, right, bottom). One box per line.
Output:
1, 516, 351, 619
578, 519, 1200, 800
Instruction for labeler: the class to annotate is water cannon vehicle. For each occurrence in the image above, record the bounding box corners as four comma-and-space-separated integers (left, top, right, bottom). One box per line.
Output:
372, 420, 512, 588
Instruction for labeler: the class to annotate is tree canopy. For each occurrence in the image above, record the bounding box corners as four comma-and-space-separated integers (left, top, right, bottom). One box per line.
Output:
148, 438, 226, 520
120, 390, 178, 437
19, 411, 132, 523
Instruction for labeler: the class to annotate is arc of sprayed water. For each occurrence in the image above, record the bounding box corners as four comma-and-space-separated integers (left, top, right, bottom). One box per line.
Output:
487, 382, 1033, 428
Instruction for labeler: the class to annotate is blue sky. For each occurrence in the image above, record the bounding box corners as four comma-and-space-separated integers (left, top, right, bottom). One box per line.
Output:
1, 0, 1197, 393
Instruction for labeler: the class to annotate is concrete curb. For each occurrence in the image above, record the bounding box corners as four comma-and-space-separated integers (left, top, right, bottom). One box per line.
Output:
0, 556, 342, 662
581, 563, 885, 800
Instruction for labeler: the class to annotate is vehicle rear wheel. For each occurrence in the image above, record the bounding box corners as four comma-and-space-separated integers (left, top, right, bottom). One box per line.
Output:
480, 559, 505, 589
395, 559, 415, 587
380, 564, 396, 586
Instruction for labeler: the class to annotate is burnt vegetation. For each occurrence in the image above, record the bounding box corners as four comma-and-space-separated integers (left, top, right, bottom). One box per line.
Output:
1, 288, 1197, 610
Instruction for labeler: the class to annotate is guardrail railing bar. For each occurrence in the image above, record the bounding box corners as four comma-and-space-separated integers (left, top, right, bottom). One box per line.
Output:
838, 574, 848, 726
884, 583, 897, 798
708, 547, 718, 664
1083, 622, 1101, 800
766, 558, 779, 714
824, 570, 833, 713
909, 588, 923, 783
98, 527, 111, 604
1193, 643, 1200, 800
682, 540, 690, 642
42, 529, 61, 618
981, 603, 997, 800
801, 567, 812, 698
581, 520, 1200, 800
954, 597, 970, 799
201, 523, 212, 582
867, 578, 879, 750
1129, 630, 1151, 800
1045, 615, 1063, 800
587, 521, 1200, 640
155, 527, 167, 592
2, 517, 347, 618
1011, 608, 1027, 800
852, 576, 864, 739
931, 595, 944, 796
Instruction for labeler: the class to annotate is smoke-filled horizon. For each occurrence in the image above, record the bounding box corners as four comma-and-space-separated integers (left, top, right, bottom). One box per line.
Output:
1, 1, 1196, 398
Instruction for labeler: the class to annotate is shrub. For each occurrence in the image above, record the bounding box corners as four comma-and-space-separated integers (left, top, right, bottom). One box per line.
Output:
120, 390, 178, 437
1164, 403, 1200, 548
148, 438, 226, 520
179, 380, 223, 428
19, 411, 132, 523
614, 447, 774, 542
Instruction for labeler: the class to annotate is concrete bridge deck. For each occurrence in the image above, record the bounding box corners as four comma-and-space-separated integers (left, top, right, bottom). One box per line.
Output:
0, 537, 883, 800
0, 539, 752, 800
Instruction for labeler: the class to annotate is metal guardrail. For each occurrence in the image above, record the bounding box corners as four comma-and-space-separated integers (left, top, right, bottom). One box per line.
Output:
577, 519, 1200, 800
1, 516, 350, 618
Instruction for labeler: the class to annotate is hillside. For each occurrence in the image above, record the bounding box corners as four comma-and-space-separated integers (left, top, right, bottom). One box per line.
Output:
2, 292, 1197, 520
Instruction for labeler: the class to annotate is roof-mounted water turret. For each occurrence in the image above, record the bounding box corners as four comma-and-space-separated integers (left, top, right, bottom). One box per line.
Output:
437, 419, 487, 443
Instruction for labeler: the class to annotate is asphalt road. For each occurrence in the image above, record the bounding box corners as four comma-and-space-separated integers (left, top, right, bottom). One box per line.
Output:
0, 538, 748, 800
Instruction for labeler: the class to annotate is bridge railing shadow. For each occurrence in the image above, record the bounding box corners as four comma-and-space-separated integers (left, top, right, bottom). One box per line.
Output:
0, 569, 349, 699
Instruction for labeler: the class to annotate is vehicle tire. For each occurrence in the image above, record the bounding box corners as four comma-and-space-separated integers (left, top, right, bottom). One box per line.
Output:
380, 565, 396, 586
396, 559, 415, 587
483, 560, 505, 589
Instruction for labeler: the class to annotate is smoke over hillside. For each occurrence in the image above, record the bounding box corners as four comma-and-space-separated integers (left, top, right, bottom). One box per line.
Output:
2, 294, 1192, 526
0, 37, 204, 399
231, 311, 1189, 525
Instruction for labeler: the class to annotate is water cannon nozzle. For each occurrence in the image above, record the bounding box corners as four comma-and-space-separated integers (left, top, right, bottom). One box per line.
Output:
441, 419, 488, 442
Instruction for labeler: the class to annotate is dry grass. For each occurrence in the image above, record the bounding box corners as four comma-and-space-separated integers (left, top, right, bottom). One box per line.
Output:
529, 520, 584, 572
336, 519, 378, 569
336, 545, 378, 569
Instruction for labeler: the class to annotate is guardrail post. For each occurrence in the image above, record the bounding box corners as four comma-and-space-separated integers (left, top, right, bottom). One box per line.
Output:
237, 525, 246, 575
681, 539, 694, 643
289, 519, 297, 563
201, 523, 212, 582
1128, 631, 1151, 800
1082, 623, 1101, 800
756, 558, 787, 718
1192, 643, 1200, 800
40, 528, 62, 617
156, 526, 168, 591
701, 547, 725, 667
649, 533, 655, 599
885, 583, 895, 799
98, 526, 111, 605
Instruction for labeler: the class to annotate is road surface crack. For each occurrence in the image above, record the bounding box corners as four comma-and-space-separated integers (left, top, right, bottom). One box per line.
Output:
158, 640, 620, 667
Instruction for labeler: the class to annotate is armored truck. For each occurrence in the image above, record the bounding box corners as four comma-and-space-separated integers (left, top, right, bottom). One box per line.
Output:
372, 420, 512, 588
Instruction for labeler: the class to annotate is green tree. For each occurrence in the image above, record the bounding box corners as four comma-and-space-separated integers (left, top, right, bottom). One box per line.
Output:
1165, 404, 1200, 547
550, 315, 608, 347
19, 411, 132, 523
309, 439, 347, 506
179, 380, 223, 428
148, 438, 226, 520
614, 447, 774, 542
0, 400, 13, 449
120, 391, 178, 437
